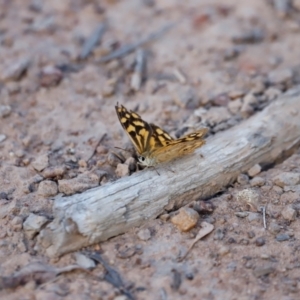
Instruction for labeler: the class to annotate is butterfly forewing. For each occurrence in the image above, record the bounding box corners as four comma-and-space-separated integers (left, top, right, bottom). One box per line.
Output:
115, 104, 152, 155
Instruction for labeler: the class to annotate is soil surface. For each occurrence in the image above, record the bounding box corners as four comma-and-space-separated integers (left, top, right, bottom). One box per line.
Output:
1, 0, 300, 299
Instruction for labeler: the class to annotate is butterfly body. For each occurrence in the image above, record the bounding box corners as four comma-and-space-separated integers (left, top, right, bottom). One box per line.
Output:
115, 104, 208, 167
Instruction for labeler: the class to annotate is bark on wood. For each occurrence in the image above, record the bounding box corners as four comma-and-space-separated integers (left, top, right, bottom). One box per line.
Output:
37, 87, 300, 257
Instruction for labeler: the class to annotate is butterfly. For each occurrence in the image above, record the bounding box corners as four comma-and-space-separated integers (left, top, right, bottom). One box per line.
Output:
115, 104, 208, 167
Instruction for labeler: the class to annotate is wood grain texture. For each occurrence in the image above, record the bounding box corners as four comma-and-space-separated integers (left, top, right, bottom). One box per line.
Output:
37, 87, 300, 257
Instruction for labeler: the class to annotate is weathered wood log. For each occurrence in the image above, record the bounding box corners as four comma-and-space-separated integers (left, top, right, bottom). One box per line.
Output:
37, 87, 300, 257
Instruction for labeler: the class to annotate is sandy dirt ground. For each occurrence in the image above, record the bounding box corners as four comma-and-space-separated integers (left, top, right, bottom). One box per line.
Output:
1, 0, 300, 299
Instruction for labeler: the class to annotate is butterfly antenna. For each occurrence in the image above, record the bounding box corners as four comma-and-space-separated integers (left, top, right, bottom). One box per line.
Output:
114, 146, 132, 153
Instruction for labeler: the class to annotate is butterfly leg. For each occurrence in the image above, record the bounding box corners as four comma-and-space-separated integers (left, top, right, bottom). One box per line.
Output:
165, 166, 175, 173
151, 166, 160, 176
137, 162, 160, 175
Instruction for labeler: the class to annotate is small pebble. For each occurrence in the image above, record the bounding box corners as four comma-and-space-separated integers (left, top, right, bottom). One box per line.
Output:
78, 159, 87, 168
255, 237, 265, 246
32, 154, 49, 172
260, 186, 272, 194
247, 212, 260, 222
195, 107, 232, 126
268, 68, 293, 86
276, 233, 290, 242
204, 216, 215, 224
116, 244, 136, 259
260, 253, 270, 259
247, 231, 255, 239
185, 273, 194, 280
192, 201, 214, 214
226, 262, 237, 273
214, 228, 225, 240
227, 237, 236, 244
40, 65, 63, 87
272, 172, 300, 187
42, 166, 66, 178
31, 175, 44, 185
272, 185, 283, 195
74, 253, 96, 269
236, 189, 260, 211
17, 240, 27, 253
228, 98, 242, 114
105, 60, 121, 72
228, 90, 245, 99
0, 134, 7, 143
232, 28, 264, 44
218, 246, 230, 256
264, 87, 281, 101
223, 47, 241, 60
159, 214, 170, 221
253, 265, 275, 277
15, 149, 25, 158
171, 207, 199, 232
250, 80, 265, 94
115, 163, 129, 177
102, 78, 117, 97
243, 93, 258, 106
211, 93, 230, 106
250, 177, 266, 187
96, 145, 109, 154
137, 228, 151, 241
114, 296, 130, 300
102, 84, 115, 97
239, 238, 249, 245
235, 212, 249, 218
0, 105, 12, 118
23, 213, 49, 239
283, 185, 300, 193
0, 192, 8, 200
237, 174, 249, 185
38, 180, 58, 197
268, 221, 281, 235
0, 57, 30, 81
281, 205, 297, 221
171, 85, 200, 109
6, 82, 21, 94
11, 216, 23, 231
247, 164, 262, 177
240, 102, 254, 118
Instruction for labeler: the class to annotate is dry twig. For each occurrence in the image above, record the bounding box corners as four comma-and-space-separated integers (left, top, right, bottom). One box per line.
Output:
37, 87, 300, 256
98, 23, 174, 63
80, 23, 106, 60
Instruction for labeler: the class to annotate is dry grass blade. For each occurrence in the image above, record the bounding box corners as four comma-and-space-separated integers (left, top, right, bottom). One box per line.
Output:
177, 222, 214, 262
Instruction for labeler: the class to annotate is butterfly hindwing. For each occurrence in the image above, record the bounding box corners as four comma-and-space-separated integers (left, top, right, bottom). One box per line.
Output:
152, 128, 208, 164
149, 123, 174, 149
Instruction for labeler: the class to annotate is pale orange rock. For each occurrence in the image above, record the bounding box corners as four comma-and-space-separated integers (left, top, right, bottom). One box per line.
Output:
171, 207, 199, 232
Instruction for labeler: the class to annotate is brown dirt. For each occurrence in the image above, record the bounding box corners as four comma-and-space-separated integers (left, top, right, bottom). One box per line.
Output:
1, 0, 300, 299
